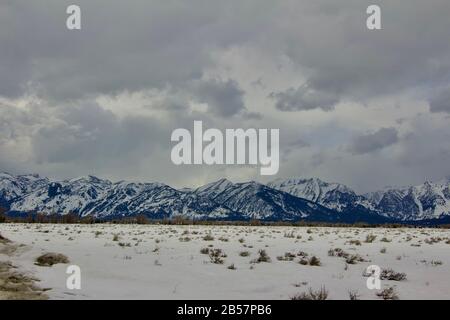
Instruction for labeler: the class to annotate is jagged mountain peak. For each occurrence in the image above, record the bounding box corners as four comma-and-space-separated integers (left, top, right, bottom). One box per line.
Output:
194, 178, 234, 196
236, 180, 263, 188
270, 176, 322, 186
0, 172, 49, 203
18, 173, 41, 179
68, 175, 110, 185
0, 172, 14, 178
199, 178, 233, 188
435, 176, 450, 186
267, 177, 360, 212
366, 179, 450, 221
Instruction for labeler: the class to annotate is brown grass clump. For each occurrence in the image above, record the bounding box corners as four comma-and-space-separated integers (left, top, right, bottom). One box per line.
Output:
308, 256, 321, 266
347, 239, 362, 246
299, 258, 308, 265
365, 234, 377, 243
203, 234, 215, 241
227, 263, 237, 270
277, 252, 296, 261
376, 287, 399, 300
35, 253, 69, 267
209, 249, 226, 264
0, 234, 20, 256
345, 254, 365, 265
0, 261, 48, 300
380, 269, 407, 281
239, 251, 250, 257
291, 287, 328, 300
328, 248, 365, 264
252, 250, 271, 263
348, 290, 360, 300
0, 232, 10, 244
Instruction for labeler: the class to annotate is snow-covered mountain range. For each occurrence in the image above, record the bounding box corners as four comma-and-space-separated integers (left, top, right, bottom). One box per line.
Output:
268, 177, 450, 222
1, 172, 450, 223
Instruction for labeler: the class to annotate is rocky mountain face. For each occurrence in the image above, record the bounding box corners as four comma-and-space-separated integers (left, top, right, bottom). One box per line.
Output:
1, 172, 449, 223
193, 179, 337, 221
268, 178, 369, 212
364, 179, 450, 221
0, 173, 49, 205
269, 177, 450, 222
0, 173, 334, 221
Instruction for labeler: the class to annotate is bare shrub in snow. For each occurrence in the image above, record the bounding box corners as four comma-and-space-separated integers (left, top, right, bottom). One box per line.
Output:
291, 287, 328, 300
308, 256, 321, 266
252, 249, 271, 263
381, 269, 407, 281
365, 234, 377, 243
376, 287, 399, 300
209, 249, 226, 264
35, 253, 69, 267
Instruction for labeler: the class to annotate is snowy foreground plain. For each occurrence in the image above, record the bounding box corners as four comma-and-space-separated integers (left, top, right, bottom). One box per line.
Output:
1, 223, 450, 300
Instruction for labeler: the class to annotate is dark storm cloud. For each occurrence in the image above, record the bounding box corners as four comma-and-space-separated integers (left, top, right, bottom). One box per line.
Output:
0, 0, 275, 101
2, 0, 450, 105
281, 137, 311, 161
31, 102, 158, 163
288, 138, 310, 149
348, 127, 399, 155
270, 85, 340, 112
1, 0, 450, 190
270, 0, 450, 111
429, 87, 450, 113
190, 79, 246, 118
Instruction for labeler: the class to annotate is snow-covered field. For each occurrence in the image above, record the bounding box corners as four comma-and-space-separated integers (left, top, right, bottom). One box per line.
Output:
1, 223, 449, 300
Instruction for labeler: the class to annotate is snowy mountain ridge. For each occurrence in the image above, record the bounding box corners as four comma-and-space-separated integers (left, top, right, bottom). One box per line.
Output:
269, 177, 450, 221
1, 172, 450, 223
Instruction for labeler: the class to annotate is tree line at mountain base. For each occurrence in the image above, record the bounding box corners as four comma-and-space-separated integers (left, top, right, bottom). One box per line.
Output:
0, 207, 448, 229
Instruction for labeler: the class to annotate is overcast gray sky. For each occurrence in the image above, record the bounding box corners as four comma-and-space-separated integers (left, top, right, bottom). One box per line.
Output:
1, 0, 450, 193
